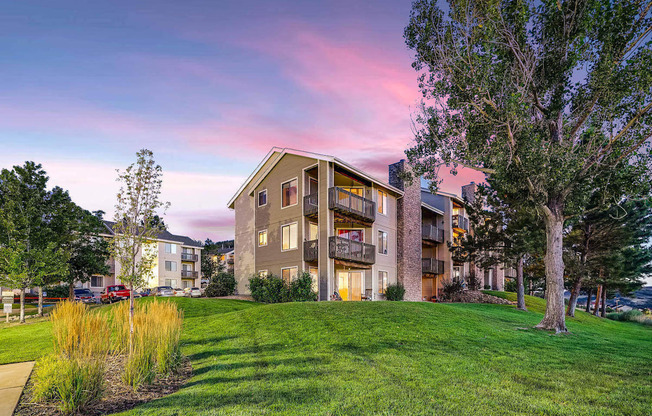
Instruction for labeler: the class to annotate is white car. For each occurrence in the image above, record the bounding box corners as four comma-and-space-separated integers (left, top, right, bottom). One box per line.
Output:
185, 287, 202, 298
174, 288, 187, 297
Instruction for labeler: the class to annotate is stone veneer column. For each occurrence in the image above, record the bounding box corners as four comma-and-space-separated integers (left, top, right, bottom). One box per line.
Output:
389, 160, 423, 302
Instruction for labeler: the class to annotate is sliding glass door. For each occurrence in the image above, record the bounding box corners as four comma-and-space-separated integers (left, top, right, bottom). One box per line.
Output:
337, 270, 363, 301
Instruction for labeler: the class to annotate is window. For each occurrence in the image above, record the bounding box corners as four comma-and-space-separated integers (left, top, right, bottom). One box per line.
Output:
377, 190, 387, 215
258, 230, 268, 246
377, 230, 388, 255
165, 279, 177, 287
337, 229, 363, 242
165, 243, 177, 254
91, 276, 103, 287
165, 261, 178, 272
378, 271, 388, 295
309, 267, 319, 292
259, 270, 269, 277
281, 179, 298, 208
281, 222, 298, 251
258, 189, 267, 207
182, 280, 190, 289
281, 266, 298, 284
308, 222, 319, 240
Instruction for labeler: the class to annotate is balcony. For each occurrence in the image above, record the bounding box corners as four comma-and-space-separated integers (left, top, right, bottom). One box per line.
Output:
181, 270, 198, 278
422, 225, 444, 243
303, 193, 319, 218
329, 187, 375, 224
452, 215, 469, 232
328, 236, 375, 265
422, 258, 445, 275
304, 240, 319, 262
181, 253, 199, 262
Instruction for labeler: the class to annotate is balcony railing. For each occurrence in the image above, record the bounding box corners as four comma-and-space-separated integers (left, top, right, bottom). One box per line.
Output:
181, 270, 198, 278
328, 187, 375, 223
304, 239, 319, 262
422, 225, 444, 243
181, 253, 199, 261
452, 215, 469, 232
303, 193, 319, 217
422, 258, 445, 275
328, 236, 375, 265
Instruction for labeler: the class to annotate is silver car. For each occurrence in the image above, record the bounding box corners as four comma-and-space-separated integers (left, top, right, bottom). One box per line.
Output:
152, 286, 174, 297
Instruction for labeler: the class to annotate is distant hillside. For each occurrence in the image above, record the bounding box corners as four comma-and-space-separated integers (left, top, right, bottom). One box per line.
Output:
576, 286, 652, 310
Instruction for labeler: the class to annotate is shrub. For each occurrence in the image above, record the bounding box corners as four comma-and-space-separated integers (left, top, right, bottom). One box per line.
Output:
504, 279, 518, 293
606, 310, 652, 326
441, 280, 465, 301
52, 301, 109, 358
385, 284, 405, 301
43, 285, 71, 299
205, 272, 237, 297
122, 331, 156, 390
288, 272, 318, 302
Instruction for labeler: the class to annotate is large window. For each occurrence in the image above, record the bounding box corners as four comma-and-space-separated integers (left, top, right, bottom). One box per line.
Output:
258, 189, 267, 207
281, 266, 298, 284
377, 230, 388, 255
258, 230, 268, 247
281, 179, 298, 208
165, 243, 177, 254
165, 279, 177, 287
378, 271, 388, 295
91, 276, 103, 287
165, 261, 178, 272
281, 222, 298, 251
377, 190, 387, 215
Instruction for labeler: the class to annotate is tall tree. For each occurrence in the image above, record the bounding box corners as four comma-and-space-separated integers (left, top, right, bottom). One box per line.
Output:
0, 163, 68, 322
110, 149, 169, 350
405, 0, 652, 332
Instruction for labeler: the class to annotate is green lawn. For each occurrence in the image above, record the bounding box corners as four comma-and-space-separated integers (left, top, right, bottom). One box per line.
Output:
2, 295, 651, 415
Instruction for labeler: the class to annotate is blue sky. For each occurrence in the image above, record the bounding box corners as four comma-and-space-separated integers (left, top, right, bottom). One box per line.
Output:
0, 0, 483, 240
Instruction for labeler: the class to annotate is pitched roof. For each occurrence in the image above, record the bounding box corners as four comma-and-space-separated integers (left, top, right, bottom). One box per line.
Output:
227, 147, 404, 209
102, 220, 203, 248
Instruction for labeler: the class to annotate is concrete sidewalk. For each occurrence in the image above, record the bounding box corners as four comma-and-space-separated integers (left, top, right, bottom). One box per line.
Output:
0, 361, 34, 416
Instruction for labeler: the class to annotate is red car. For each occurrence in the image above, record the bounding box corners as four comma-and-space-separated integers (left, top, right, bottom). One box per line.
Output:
100, 285, 132, 304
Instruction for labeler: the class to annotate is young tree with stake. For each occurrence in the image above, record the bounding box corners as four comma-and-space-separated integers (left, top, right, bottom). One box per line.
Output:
405, 0, 652, 332
110, 149, 169, 351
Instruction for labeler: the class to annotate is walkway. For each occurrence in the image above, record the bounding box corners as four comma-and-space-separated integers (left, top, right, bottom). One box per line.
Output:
0, 361, 34, 416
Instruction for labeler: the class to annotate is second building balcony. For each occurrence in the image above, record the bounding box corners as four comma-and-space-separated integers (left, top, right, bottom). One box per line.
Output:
422, 225, 444, 243
181, 253, 199, 262
452, 215, 469, 232
329, 187, 375, 224
422, 258, 445, 275
304, 239, 319, 262
181, 270, 199, 278
328, 236, 375, 265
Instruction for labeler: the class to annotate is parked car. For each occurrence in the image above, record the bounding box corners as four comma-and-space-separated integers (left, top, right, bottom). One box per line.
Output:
100, 285, 131, 304
184, 287, 202, 298
74, 288, 97, 304
174, 288, 187, 297
151, 286, 174, 297
139, 288, 152, 297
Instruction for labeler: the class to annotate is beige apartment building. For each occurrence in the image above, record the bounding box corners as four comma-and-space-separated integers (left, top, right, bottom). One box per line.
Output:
81, 221, 203, 294
229, 147, 504, 302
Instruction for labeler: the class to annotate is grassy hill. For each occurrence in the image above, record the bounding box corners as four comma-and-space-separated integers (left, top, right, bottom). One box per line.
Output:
2, 295, 651, 415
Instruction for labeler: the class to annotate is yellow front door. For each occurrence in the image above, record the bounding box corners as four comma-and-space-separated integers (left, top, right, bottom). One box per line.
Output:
338, 271, 363, 301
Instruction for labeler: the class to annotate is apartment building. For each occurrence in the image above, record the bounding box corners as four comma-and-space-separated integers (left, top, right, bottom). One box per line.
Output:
229, 148, 504, 301
82, 221, 203, 294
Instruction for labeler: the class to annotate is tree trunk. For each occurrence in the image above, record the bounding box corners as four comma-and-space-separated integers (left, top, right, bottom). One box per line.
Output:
516, 256, 526, 311
528, 279, 533, 296
37, 286, 43, 316
129, 280, 134, 355
601, 288, 607, 317
585, 287, 592, 313
566, 278, 582, 317
69, 283, 75, 301
536, 205, 567, 332
20, 289, 25, 323
593, 285, 602, 316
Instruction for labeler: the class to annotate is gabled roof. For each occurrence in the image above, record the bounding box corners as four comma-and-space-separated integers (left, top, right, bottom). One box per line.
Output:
227, 147, 403, 209
102, 220, 203, 248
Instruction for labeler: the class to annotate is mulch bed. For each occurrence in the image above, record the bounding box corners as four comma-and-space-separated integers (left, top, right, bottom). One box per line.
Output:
15, 355, 192, 416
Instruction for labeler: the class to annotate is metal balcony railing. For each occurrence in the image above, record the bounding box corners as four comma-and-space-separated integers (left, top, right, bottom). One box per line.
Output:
181, 253, 198, 261
422, 258, 445, 275
304, 239, 319, 262
328, 187, 375, 223
328, 236, 375, 265
181, 270, 198, 278
422, 225, 444, 243
303, 193, 319, 217
452, 215, 469, 232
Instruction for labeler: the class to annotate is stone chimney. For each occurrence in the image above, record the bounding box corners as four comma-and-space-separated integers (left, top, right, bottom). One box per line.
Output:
389, 160, 422, 302
461, 182, 477, 204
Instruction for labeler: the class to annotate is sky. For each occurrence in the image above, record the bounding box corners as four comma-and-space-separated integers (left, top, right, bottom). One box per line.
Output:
0, 0, 484, 242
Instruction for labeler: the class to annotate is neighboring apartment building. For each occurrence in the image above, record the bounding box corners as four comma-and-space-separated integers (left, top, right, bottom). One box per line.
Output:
229, 147, 504, 302
81, 221, 203, 294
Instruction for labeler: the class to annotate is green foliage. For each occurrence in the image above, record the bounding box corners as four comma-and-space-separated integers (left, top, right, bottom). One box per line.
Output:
606, 310, 652, 326
205, 272, 237, 297
248, 272, 317, 303
43, 285, 70, 299
122, 341, 156, 391
441, 280, 465, 301
384, 283, 405, 301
